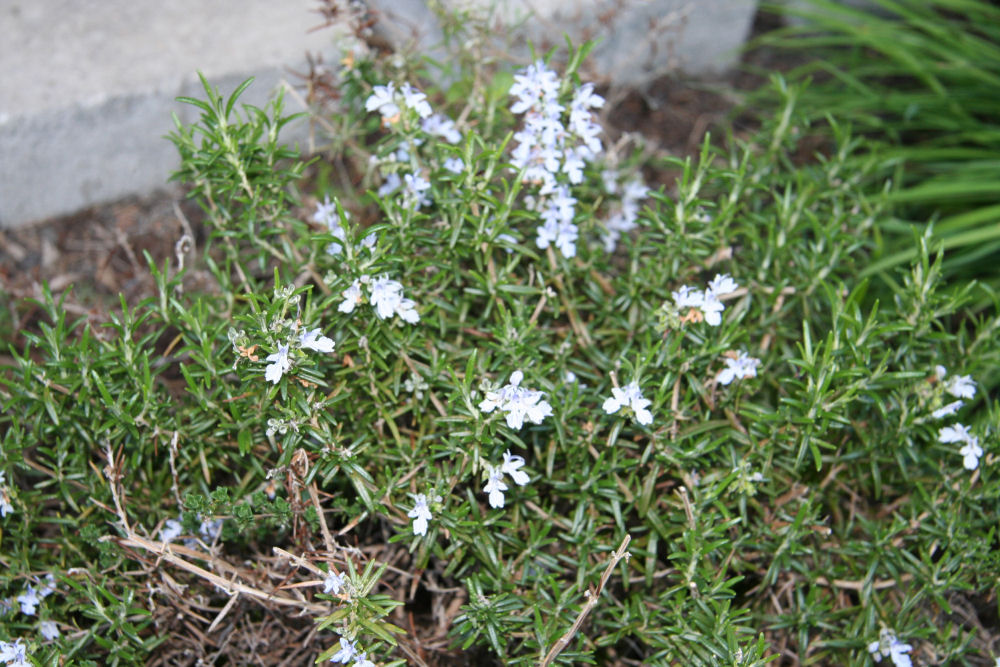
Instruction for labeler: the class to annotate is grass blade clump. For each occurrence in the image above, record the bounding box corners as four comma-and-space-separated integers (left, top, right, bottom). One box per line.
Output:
754, 0, 1000, 293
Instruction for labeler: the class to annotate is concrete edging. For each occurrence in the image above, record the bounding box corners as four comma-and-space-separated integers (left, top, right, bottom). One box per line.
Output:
0, 0, 759, 228
0, 0, 344, 228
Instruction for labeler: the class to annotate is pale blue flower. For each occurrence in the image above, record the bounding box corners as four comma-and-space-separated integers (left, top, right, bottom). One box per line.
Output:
938, 423, 983, 469
408, 494, 433, 536
323, 571, 345, 595
365, 83, 399, 118
160, 519, 183, 543
0, 638, 29, 667
443, 157, 465, 174
330, 637, 358, 663
484, 466, 508, 509
300, 328, 335, 354
40, 620, 60, 640
867, 629, 912, 667
501, 451, 530, 486
339, 280, 363, 314
603, 382, 653, 426
931, 400, 963, 419
717, 351, 761, 386
479, 371, 552, 429
265, 344, 291, 384
16, 586, 40, 616
422, 114, 461, 143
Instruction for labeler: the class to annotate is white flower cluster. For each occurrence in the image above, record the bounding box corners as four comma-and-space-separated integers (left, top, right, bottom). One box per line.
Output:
671, 274, 740, 326
472, 371, 658, 510
478, 370, 554, 430
600, 172, 650, 252
939, 423, 982, 471
510, 63, 603, 188
867, 629, 913, 667
402, 172, 432, 209
1, 574, 60, 650
376, 171, 433, 210
0, 470, 13, 517
717, 351, 761, 386
932, 366, 983, 470
602, 381, 653, 426
932, 365, 976, 414
533, 183, 579, 258
404, 371, 429, 399
365, 81, 432, 122
313, 568, 368, 663
483, 450, 532, 509
312, 197, 376, 256
364, 81, 456, 212
330, 636, 375, 666
265, 326, 336, 385
421, 113, 462, 144
508, 60, 605, 258
339, 275, 420, 324
408, 492, 441, 536
0, 639, 29, 667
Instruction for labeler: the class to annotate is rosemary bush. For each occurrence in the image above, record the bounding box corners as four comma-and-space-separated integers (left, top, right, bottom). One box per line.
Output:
1, 16, 997, 667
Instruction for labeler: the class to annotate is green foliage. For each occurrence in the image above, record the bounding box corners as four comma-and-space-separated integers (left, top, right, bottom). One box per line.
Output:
754, 0, 1000, 294
170, 73, 306, 230
1, 18, 998, 667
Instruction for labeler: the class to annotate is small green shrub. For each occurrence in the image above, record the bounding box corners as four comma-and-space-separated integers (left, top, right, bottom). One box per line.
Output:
1, 14, 997, 667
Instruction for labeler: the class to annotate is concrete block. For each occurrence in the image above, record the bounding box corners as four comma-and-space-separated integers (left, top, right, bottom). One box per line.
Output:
368, 0, 758, 84
0, 0, 762, 228
0, 0, 343, 228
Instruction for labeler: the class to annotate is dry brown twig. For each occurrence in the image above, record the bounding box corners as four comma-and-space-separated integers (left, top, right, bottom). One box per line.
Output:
539, 534, 632, 667
96, 409, 426, 663
167, 430, 182, 506
99, 448, 332, 619
105, 532, 330, 614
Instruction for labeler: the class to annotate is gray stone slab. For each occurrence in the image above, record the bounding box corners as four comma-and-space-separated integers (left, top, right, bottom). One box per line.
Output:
0, 0, 342, 228
369, 0, 758, 84
0, 0, 764, 228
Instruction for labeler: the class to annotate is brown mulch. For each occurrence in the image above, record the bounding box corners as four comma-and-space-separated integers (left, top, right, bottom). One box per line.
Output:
0, 193, 207, 333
